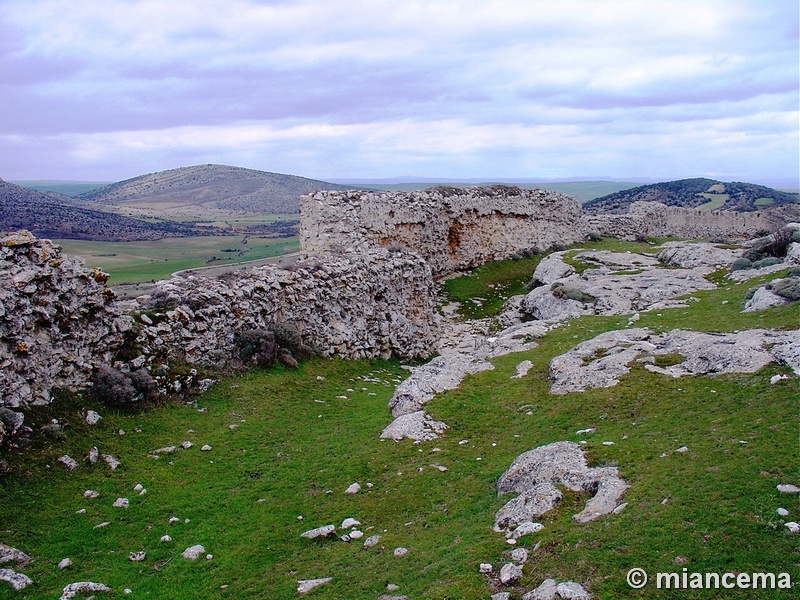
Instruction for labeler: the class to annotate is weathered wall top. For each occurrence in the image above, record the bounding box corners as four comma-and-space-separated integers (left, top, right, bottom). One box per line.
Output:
300, 186, 584, 276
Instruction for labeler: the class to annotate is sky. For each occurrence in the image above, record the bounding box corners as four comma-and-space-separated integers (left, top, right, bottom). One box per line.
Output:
1, 0, 798, 186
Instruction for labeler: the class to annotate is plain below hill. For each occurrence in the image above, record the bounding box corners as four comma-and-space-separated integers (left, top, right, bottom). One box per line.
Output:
77, 164, 352, 219
583, 177, 799, 214
0, 178, 206, 241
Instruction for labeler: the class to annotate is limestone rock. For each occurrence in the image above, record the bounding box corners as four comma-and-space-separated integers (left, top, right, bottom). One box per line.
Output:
129, 551, 146, 562
363, 535, 381, 548
785, 522, 800, 533
492, 593, 512, 600
0, 569, 33, 591
60, 582, 112, 599
380, 411, 449, 442
341, 518, 360, 529
499, 562, 523, 585
393, 547, 409, 557
301, 525, 336, 540
58, 558, 73, 569
112, 498, 129, 508
512, 360, 534, 379
344, 482, 361, 494
479, 563, 493, 573
778, 484, 800, 493
495, 442, 627, 530
181, 545, 206, 560
297, 578, 332, 594
744, 285, 790, 312
510, 547, 529, 564
58, 455, 79, 472
556, 581, 591, 599
523, 578, 558, 600
85, 411, 102, 425
0, 544, 31, 567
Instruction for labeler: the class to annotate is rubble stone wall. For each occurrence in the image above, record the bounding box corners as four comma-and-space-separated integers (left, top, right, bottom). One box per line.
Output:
0, 232, 438, 427
584, 201, 777, 240
300, 186, 585, 277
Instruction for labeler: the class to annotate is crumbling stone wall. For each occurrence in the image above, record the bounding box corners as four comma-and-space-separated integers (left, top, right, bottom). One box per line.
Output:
0, 232, 438, 436
300, 186, 584, 277
583, 201, 777, 240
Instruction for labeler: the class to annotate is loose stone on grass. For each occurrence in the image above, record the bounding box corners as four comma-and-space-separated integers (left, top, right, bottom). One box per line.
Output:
301, 525, 336, 540
181, 545, 206, 560
297, 578, 332, 594
0, 568, 33, 591
59, 582, 112, 599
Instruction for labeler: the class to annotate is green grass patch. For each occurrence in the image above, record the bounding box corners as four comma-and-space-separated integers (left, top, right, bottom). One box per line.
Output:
754, 197, 775, 207
696, 193, 728, 211
56, 236, 300, 285
442, 256, 543, 319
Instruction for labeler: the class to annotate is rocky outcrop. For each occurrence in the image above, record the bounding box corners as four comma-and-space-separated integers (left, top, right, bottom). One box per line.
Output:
549, 328, 800, 395
495, 441, 628, 530
300, 187, 584, 277
515, 250, 715, 323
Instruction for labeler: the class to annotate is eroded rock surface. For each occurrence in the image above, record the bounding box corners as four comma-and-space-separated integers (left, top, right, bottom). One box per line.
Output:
549, 328, 800, 395
495, 442, 628, 531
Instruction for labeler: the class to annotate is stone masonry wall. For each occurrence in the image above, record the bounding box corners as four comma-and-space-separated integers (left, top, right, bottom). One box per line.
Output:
584, 201, 777, 240
300, 186, 585, 277
0, 232, 438, 444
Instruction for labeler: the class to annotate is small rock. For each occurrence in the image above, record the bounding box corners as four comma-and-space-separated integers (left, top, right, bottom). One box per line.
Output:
200, 445, 212, 451
181, 545, 206, 560
85, 411, 102, 425
75, 509, 86, 514
602, 441, 614, 446
160, 535, 172, 542
431, 464, 449, 472
181, 441, 193, 449
84, 490, 100, 499
386, 583, 400, 591
612, 502, 628, 514
363, 535, 381, 548
523, 578, 557, 600
575, 428, 596, 435
777, 484, 800, 493
58, 558, 73, 569
113, 498, 129, 508
87, 446, 99, 464
393, 547, 409, 557
492, 593, 512, 600
0, 568, 33, 591
345, 482, 361, 494
508, 521, 545, 540
301, 525, 336, 540
129, 551, 146, 562
770, 374, 788, 384
206, 554, 213, 560
510, 547, 529, 564
341, 518, 360, 529
340, 534, 351, 543
676, 446, 689, 453
125, 589, 132, 595
169, 517, 180, 524
673, 556, 688, 565
555, 581, 591, 599
138, 488, 147, 496
93, 522, 110, 529
134, 483, 144, 492
499, 562, 523, 585
785, 522, 800, 533
349, 530, 364, 540
59, 581, 112, 599
102, 454, 121, 470
777, 508, 789, 517
479, 563, 493, 573
58, 455, 79, 471
297, 577, 332, 594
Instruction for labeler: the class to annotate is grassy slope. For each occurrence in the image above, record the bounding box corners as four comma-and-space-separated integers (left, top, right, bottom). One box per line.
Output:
56, 236, 300, 285
1, 241, 798, 599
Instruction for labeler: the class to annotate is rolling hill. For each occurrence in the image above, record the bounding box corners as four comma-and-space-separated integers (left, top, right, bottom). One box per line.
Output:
77, 164, 352, 218
583, 178, 799, 214
0, 179, 206, 241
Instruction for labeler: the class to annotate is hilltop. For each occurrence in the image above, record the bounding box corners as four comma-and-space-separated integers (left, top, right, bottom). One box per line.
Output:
0, 179, 205, 241
583, 177, 799, 214
78, 164, 352, 218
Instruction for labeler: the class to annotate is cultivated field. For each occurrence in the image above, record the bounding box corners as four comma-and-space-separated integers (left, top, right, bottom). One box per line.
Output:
56, 235, 300, 285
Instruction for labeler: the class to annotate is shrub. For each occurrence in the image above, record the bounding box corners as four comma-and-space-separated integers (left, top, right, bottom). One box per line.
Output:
586, 231, 603, 242
234, 328, 277, 367
729, 258, 752, 272
752, 257, 783, 269
272, 322, 315, 360
772, 277, 800, 302
91, 364, 139, 407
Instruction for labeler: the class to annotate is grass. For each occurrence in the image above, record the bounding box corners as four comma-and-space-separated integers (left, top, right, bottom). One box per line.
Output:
1, 240, 798, 599
755, 198, 776, 207
697, 193, 728, 211
56, 236, 300, 285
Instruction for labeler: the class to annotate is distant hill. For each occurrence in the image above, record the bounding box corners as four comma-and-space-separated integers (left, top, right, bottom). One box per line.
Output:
583, 178, 799, 214
0, 178, 206, 241
78, 164, 352, 217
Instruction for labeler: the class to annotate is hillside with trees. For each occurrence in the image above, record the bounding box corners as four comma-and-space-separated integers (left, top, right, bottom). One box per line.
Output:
583, 178, 799, 214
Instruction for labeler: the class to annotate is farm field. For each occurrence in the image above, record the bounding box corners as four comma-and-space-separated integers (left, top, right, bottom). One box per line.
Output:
56, 235, 300, 285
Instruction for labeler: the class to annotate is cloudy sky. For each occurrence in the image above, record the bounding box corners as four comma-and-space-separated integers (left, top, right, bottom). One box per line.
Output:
1, 0, 797, 185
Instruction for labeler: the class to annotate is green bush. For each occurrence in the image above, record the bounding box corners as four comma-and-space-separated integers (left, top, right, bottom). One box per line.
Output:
234, 328, 277, 367
753, 257, 783, 269
729, 258, 752, 272
772, 277, 800, 302
91, 364, 143, 407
